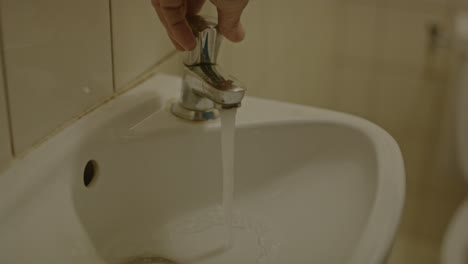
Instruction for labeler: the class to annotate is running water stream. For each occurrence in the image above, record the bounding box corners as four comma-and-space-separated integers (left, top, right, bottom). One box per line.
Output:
220, 108, 237, 249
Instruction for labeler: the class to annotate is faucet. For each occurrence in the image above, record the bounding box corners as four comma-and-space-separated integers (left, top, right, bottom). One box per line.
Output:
171, 15, 246, 121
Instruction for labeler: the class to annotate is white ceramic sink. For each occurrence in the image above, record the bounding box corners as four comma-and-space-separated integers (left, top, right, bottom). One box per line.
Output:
0, 74, 405, 264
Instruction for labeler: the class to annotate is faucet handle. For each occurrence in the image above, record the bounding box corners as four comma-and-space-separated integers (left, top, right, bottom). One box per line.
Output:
184, 16, 222, 66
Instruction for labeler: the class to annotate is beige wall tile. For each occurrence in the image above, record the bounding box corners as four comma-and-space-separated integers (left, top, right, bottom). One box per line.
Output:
380, 6, 450, 72
1, 0, 114, 154
332, 61, 374, 119
399, 137, 435, 197
156, 53, 183, 77
0, 49, 12, 170
387, 234, 440, 264
454, 0, 468, 10
374, 68, 433, 139
429, 81, 468, 197
220, 0, 339, 107
111, 0, 175, 90
386, 0, 451, 11
403, 189, 465, 242
340, 1, 379, 62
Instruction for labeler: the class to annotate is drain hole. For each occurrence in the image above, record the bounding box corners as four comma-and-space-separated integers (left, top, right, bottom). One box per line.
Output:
83, 160, 98, 188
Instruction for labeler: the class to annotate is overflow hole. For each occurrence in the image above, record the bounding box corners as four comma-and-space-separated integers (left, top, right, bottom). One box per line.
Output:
83, 160, 98, 188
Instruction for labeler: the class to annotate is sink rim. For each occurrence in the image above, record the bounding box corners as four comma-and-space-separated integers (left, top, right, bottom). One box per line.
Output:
0, 73, 405, 264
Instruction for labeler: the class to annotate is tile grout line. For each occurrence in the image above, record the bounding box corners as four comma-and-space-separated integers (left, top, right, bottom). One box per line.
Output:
115, 50, 178, 93
367, 0, 386, 122
108, 0, 117, 93
0, 6, 16, 157
12, 50, 179, 159
330, 0, 347, 107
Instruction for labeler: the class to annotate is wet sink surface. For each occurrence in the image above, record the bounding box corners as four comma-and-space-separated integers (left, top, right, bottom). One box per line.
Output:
74, 120, 377, 263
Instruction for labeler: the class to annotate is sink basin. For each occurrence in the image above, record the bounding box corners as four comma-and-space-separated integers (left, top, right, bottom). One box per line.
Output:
0, 74, 405, 264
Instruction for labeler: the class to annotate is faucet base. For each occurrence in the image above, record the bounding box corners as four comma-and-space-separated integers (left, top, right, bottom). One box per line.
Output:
171, 102, 219, 121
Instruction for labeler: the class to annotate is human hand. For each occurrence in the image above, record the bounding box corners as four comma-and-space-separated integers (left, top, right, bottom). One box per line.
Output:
151, 0, 249, 51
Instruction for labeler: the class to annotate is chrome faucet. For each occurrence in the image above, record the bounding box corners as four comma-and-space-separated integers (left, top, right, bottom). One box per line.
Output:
171, 16, 246, 121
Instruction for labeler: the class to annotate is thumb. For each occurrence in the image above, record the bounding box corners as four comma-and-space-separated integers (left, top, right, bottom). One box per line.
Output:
213, 1, 248, 42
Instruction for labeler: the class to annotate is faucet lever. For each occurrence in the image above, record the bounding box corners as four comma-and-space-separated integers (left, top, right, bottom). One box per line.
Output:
184, 16, 221, 66
171, 15, 246, 121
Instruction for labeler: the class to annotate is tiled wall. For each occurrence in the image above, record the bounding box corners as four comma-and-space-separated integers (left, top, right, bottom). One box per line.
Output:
1, 0, 114, 154
111, 0, 174, 91
219, 0, 451, 138
0, 0, 181, 157
0, 40, 12, 170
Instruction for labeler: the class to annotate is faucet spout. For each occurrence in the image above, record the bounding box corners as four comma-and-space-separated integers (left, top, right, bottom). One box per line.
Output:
171, 16, 246, 121
184, 64, 245, 108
